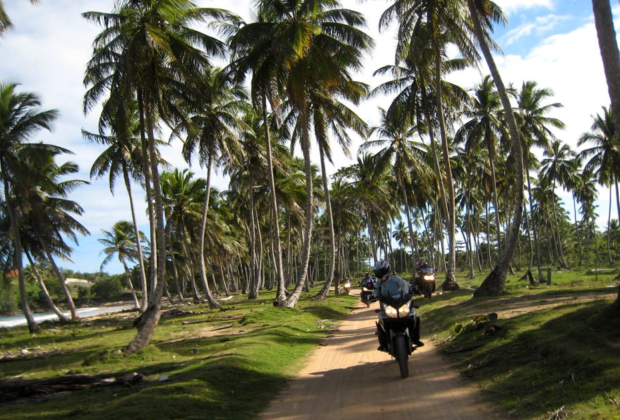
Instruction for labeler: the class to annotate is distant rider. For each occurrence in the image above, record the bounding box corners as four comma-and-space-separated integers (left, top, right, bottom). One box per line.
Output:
372, 260, 424, 351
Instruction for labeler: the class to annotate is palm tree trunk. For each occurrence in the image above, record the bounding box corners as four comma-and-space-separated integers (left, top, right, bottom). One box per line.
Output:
122, 262, 140, 309
125, 85, 166, 354
25, 251, 69, 322
2, 174, 40, 333
592, 0, 620, 150
37, 236, 79, 321
314, 145, 336, 300
283, 112, 313, 308
197, 153, 221, 308
525, 160, 544, 282
261, 96, 287, 305
469, 0, 525, 297
123, 164, 148, 311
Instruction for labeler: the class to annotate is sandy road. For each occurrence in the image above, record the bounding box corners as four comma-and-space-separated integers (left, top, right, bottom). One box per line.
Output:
260, 298, 504, 420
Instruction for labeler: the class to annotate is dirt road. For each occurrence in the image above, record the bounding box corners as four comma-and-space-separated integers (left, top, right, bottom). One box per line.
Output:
260, 299, 504, 420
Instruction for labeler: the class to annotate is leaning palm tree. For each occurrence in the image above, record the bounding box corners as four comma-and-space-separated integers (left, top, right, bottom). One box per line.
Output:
466, 0, 526, 297
591, 0, 620, 150
18, 147, 89, 321
99, 221, 143, 309
0, 83, 63, 333
83, 0, 239, 353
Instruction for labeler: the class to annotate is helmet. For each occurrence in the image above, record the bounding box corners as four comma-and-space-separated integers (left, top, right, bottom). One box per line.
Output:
373, 260, 391, 278
416, 260, 428, 271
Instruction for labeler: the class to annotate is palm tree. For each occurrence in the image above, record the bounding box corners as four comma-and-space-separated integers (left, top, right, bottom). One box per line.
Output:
456, 75, 505, 254
99, 221, 143, 309
591, 0, 620, 150
18, 148, 89, 321
230, 0, 372, 308
83, 103, 150, 311
466, 0, 526, 297
539, 139, 578, 268
83, 0, 238, 353
514, 80, 565, 281
173, 68, 248, 308
380, 1, 477, 291
0, 83, 63, 333
578, 106, 620, 263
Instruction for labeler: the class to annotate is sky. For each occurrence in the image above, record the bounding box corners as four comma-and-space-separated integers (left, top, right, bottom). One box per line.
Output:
0, 0, 617, 275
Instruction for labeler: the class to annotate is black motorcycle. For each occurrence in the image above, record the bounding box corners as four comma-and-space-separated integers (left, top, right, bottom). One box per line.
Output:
359, 278, 374, 308
416, 267, 436, 299
376, 284, 419, 378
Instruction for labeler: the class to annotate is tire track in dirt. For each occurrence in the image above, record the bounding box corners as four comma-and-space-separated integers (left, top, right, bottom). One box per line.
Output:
260, 297, 505, 420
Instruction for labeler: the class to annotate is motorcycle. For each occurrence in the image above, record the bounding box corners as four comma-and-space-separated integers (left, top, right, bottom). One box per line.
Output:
359, 278, 375, 307
375, 284, 419, 379
342, 279, 351, 295
416, 267, 436, 299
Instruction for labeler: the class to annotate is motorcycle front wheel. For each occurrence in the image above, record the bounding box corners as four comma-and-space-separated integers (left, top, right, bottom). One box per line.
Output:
394, 335, 409, 379
424, 284, 433, 299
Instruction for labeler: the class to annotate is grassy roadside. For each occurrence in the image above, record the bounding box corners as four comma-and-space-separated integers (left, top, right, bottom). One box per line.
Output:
0, 288, 357, 420
418, 268, 620, 420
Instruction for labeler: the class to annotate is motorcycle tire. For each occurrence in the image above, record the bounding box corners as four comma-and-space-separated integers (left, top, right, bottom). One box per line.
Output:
424, 285, 432, 299
394, 335, 409, 379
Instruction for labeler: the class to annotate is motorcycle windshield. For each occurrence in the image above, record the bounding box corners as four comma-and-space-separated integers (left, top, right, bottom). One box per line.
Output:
420, 268, 434, 274
380, 279, 410, 305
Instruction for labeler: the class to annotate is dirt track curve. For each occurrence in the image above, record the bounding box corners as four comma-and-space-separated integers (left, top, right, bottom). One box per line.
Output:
260, 295, 505, 420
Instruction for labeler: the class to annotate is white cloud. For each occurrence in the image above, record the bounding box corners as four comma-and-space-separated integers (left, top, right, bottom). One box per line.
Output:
495, 0, 555, 15
504, 14, 570, 46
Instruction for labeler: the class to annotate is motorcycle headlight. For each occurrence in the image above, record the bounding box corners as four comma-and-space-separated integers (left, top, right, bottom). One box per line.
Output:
385, 305, 411, 318
362, 287, 371, 292
423, 275, 435, 281
344, 282, 351, 288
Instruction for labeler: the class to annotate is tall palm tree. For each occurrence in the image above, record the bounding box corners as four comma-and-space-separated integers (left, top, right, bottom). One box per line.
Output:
83, 0, 238, 353
380, 1, 476, 290
514, 80, 565, 281
99, 221, 143, 309
578, 106, 620, 264
230, 0, 372, 308
173, 68, 248, 308
0, 83, 63, 333
83, 102, 150, 312
456, 75, 505, 254
18, 148, 89, 321
539, 139, 578, 268
591, 0, 620, 150
466, 0, 526, 297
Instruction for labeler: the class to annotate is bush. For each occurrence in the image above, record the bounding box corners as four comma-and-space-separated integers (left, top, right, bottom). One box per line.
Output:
91, 276, 123, 301
76, 286, 93, 305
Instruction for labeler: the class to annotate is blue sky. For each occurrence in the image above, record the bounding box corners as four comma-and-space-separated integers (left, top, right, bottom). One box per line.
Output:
0, 0, 617, 275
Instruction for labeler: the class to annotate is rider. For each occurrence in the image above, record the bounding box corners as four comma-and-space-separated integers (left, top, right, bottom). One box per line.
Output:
372, 260, 424, 351
414, 260, 431, 290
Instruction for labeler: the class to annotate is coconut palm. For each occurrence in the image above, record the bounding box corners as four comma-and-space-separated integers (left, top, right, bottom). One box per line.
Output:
539, 139, 578, 268
83, 0, 239, 353
464, 0, 526, 297
578, 106, 620, 264
591, 0, 620, 150
173, 68, 249, 308
229, 0, 372, 307
99, 221, 143, 309
0, 83, 64, 333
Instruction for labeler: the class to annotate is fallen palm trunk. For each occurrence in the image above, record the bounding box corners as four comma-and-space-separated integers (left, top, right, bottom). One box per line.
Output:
0, 372, 143, 402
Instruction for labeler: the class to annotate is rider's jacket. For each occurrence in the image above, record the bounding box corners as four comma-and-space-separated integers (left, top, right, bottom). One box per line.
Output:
373, 275, 409, 300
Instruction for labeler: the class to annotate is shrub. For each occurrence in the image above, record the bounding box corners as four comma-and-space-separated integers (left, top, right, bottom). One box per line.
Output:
91, 275, 123, 301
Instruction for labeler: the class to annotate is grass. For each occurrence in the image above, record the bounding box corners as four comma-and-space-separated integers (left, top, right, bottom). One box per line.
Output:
417, 266, 620, 419
2, 267, 620, 420
0, 288, 356, 420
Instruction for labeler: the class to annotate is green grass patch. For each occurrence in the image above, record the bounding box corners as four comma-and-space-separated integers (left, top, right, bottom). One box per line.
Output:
0, 288, 356, 420
418, 268, 620, 419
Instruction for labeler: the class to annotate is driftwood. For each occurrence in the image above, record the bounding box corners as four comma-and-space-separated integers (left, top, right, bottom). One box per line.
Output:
0, 372, 143, 402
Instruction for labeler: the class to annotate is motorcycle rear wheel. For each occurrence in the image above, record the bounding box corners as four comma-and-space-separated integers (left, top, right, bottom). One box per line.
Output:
394, 335, 409, 378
